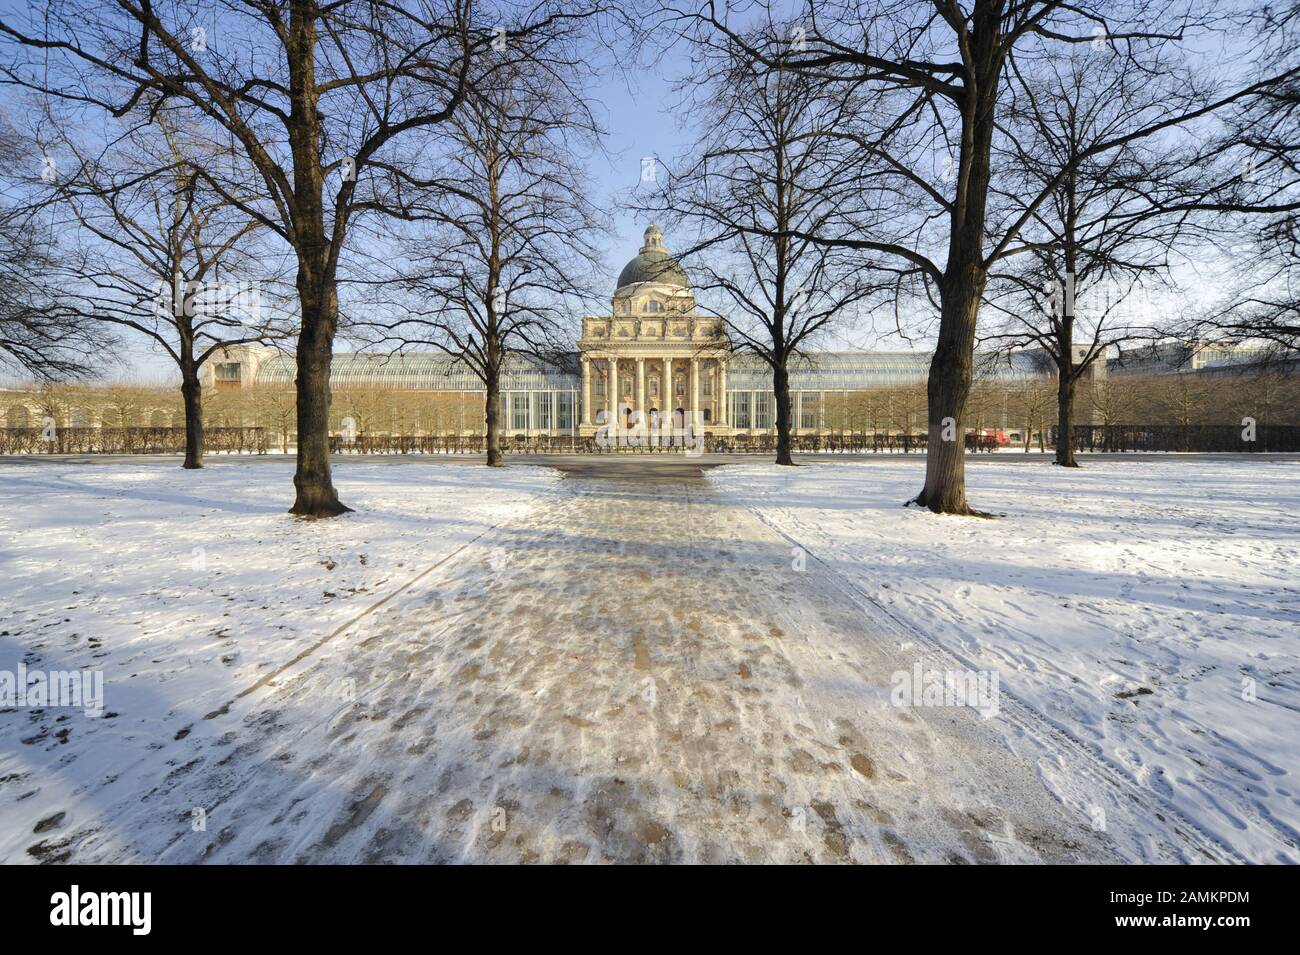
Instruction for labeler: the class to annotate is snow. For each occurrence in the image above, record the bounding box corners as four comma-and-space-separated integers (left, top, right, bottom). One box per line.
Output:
3, 452, 1294, 864
2, 454, 1120, 864
0, 457, 559, 862
708, 455, 1300, 863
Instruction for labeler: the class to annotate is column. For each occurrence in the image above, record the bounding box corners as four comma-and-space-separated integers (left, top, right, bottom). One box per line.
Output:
606, 356, 616, 423
662, 357, 672, 411
635, 358, 645, 417
581, 356, 592, 425
718, 358, 728, 427
690, 357, 700, 428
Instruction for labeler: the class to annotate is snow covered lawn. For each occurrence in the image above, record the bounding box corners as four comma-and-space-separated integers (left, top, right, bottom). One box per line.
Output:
0, 457, 558, 861
709, 455, 1300, 864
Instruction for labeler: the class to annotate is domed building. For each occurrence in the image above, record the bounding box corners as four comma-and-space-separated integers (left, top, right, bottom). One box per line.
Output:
578, 224, 731, 435
186, 224, 1057, 446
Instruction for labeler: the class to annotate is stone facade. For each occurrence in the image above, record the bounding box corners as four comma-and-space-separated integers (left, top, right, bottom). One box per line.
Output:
578, 224, 730, 435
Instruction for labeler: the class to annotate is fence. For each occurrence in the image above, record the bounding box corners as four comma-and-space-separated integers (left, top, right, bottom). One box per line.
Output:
1055, 424, 1300, 453
327, 431, 935, 454
0, 427, 268, 455
10, 425, 1292, 456
329, 434, 579, 454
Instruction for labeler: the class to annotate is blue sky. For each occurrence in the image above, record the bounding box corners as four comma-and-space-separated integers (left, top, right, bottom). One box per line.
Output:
5, 2, 1251, 384
101, 38, 703, 383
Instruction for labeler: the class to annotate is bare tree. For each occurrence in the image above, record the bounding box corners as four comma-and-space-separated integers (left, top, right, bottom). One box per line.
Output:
637, 31, 881, 465
2, 0, 602, 514
359, 57, 606, 466
1086, 376, 1138, 426
982, 47, 1201, 466
1185, 3, 1300, 354
658, 0, 1297, 513
35, 105, 285, 467
0, 118, 101, 380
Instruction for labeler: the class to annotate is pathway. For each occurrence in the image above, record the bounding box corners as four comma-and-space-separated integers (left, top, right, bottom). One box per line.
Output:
50, 458, 1118, 863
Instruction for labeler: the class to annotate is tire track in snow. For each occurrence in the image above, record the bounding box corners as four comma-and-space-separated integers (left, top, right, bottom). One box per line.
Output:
730, 496, 1247, 865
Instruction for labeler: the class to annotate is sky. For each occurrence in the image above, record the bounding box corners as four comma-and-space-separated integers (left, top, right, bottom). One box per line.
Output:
90, 37, 704, 384
3, 1, 1261, 386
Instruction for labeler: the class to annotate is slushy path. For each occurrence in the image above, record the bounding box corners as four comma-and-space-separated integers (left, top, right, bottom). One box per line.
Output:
51, 457, 1118, 863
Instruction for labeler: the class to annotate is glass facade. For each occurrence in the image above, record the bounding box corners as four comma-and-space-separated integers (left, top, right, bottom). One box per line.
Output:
800, 393, 820, 430
248, 347, 1042, 436
731, 391, 751, 430
511, 393, 529, 432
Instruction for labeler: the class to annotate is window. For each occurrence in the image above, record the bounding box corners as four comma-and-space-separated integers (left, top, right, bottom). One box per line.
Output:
675, 376, 684, 397
214, 362, 241, 382
511, 393, 529, 431
595, 376, 606, 398
646, 300, 662, 313
800, 393, 819, 429
558, 392, 574, 431
754, 393, 770, 430
650, 377, 659, 397
703, 408, 711, 423
703, 374, 712, 397
621, 376, 632, 397
733, 391, 751, 429
536, 392, 553, 431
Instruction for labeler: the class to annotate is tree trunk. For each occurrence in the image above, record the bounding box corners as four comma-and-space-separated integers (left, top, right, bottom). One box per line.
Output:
180, 365, 204, 469
773, 360, 794, 466
1055, 371, 1078, 466
485, 383, 502, 466
290, 285, 350, 516
286, 0, 347, 516
914, 272, 981, 513
484, 335, 503, 467
911, 11, 1002, 515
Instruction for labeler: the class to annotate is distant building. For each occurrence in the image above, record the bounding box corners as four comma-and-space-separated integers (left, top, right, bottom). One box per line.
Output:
1107, 340, 1274, 377
17, 226, 1272, 440
201, 225, 1047, 438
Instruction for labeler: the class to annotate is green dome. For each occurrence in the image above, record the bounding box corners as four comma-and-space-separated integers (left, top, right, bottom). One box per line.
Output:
616, 224, 690, 290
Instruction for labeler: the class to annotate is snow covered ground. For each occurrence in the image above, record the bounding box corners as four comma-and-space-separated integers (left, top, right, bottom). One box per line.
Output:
1, 455, 1120, 864
709, 455, 1300, 863
3, 453, 1294, 864
0, 457, 559, 862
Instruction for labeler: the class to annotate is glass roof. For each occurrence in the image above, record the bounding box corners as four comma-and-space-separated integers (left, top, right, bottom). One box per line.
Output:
725, 352, 1039, 390
254, 352, 580, 392
252, 349, 1039, 393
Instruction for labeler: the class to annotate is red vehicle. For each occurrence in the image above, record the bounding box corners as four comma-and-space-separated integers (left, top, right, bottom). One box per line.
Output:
965, 428, 1010, 452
